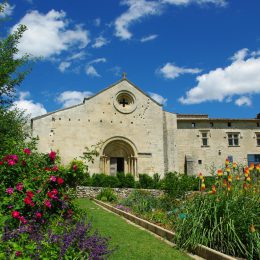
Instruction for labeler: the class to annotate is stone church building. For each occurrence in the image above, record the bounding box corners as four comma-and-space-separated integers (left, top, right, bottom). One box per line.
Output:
31, 77, 260, 176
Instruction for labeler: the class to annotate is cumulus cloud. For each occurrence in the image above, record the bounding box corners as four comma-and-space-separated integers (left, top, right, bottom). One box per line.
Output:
140, 34, 158, 42
92, 36, 110, 48
67, 51, 86, 61
58, 61, 71, 72
148, 92, 167, 105
0, 3, 15, 18
85, 58, 107, 77
157, 63, 202, 79
115, 0, 162, 40
114, 0, 226, 40
11, 9, 89, 59
235, 96, 252, 107
85, 66, 100, 77
179, 49, 260, 105
57, 90, 93, 108
13, 91, 47, 118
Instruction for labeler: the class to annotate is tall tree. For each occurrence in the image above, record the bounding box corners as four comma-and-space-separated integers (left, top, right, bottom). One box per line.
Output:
0, 1, 30, 107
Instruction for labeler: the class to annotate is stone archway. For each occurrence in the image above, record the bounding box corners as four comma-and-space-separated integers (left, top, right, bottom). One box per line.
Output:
100, 138, 137, 176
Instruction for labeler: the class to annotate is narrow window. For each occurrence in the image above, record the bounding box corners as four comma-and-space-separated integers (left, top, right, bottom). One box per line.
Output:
228, 133, 239, 146
192, 122, 196, 128
210, 122, 214, 127
202, 132, 208, 146
257, 123, 260, 127
198, 160, 202, 165
228, 122, 232, 127
256, 133, 260, 146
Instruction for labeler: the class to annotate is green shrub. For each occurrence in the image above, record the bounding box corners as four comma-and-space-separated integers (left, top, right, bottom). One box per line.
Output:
96, 188, 117, 202
91, 173, 107, 187
104, 176, 120, 188
116, 172, 126, 187
124, 173, 136, 188
139, 174, 154, 189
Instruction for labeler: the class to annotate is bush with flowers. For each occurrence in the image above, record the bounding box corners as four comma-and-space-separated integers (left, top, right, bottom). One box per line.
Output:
0, 145, 112, 259
174, 159, 260, 259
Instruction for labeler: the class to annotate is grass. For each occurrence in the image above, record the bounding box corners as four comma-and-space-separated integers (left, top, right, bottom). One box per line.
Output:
76, 198, 191, 260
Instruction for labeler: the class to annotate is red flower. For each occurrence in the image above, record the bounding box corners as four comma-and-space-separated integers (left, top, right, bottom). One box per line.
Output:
12, 211, 20, 218
19, 216, 27, 224
73, 164, 77, 171
16, 183, 23, 191
52, 165, 58, 172
24, 197, 34, 206
26, 191, 34, 198
15, 251, 22, 257
50, 175, 56, 182
57, 177, 64, 185
49, 151, 56, 161
44, 200, 52, 208
36, 212, 42, 219
23, 148, 31, 155
0, 161, 3, 165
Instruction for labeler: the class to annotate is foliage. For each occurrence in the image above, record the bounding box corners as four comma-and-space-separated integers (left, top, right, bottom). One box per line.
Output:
116, 172, 136, 188
0, 1, 31, 107
162, 172, 198, 199
119, 190, 159, 215
138, 174, 154, 189
0, 147, 112, 259
96, 188, 117, 202
174, 161, 260, 259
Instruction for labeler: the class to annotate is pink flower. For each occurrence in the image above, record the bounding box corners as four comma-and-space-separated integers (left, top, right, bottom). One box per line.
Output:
36, 212, 42, 219
44, 200, 52, 208
16, 183, 23, 191
12, 211, 20, 218
6, 187, 14, 195
37, 189, 41, 194
50, 176, 56, 182
49, 151, 56, 161
15, 251, 22, 257
24, 197, 34, 206
7, 159, 15, 166
52, 165, 58, 172
73, 164, 77, 171
57, 177, 64, 185
19, 216, 27, 224
23, 148, 31, 155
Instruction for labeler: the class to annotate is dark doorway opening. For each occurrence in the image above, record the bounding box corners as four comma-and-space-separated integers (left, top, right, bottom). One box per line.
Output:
117, 157, 124, 173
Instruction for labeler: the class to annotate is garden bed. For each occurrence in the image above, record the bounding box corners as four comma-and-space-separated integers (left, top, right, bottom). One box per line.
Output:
94, 199, 237, 260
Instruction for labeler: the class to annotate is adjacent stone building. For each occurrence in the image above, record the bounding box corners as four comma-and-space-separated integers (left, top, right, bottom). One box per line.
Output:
31, 77, 260, 176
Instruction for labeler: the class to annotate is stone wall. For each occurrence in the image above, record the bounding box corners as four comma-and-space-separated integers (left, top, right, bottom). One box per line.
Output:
76, 186, 164, 199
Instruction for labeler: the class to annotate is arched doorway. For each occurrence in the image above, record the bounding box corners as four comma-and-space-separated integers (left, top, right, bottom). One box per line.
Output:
100, 138, 137, 176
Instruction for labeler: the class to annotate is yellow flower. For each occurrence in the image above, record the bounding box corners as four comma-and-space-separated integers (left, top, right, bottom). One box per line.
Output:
246, 176, 251, 182
232, 162, 237, 168
225, 158, 229, 166
198, 172, 204, 180
249, 163, 254, 171
226, 167, 231, 173
228, 175, 232, 182
201, 183, 206, 191
249, 224, 256, 233
217, 169, 223, 177
227, 183, 231, 192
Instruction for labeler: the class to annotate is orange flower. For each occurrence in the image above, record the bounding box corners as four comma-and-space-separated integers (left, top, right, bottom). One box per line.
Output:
249, 163, 254, 171
256, 164, 260, 172
225, 158, 229, 166
246, 176, 251, 182
232, 162, 237, 168
227, 183, 231, 191
228, 175, 232, 182
217, 169, 223, 177
244, 167, 249, 177
226, 167, 231, 173
223, 179, 227, 187
243, 183, 247, 190
212, 185, 216, 194
236, 175, 240, 181
201, 183, 206, 191
198, 172, 204, 180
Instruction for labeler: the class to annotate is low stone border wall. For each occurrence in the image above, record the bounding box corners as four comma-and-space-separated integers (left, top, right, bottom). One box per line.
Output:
93, 199, 237, 260
77, 186, 164, 199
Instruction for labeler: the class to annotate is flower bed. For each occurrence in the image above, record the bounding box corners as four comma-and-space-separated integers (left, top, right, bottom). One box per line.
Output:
0, 148, 112, 259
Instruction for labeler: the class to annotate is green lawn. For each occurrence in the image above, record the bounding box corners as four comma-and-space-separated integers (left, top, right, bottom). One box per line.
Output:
76, 198, 191, 260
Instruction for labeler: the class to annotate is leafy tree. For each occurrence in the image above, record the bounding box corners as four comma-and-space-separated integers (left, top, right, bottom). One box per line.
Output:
0, 1, 30, 107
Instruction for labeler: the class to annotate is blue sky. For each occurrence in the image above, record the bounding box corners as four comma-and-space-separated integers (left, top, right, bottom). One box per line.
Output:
1, 0, 260, 118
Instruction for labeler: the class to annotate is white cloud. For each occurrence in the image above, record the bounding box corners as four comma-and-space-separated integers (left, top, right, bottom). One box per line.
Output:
157, 62, 202, 79
140, 34, 158, 42
57, 90, 93, 108
94, 18, 101, 27
85, 65, 100, 77
67, 51, 86, 61
231, 48, 248, 62
88, 58, 107, 65
0, 3, 15, 18
58, 61, 71, 72
114, 0, 226, 40
11, 10, 89, 59
109, 66, 121, 77
115, 0, 162, 40
179, 49, 260, 105
235, 96, 252, 107
162, 0, 227, 6
148, 92, 167, 105
13, 91, 47, 118
92, 36, 110, 48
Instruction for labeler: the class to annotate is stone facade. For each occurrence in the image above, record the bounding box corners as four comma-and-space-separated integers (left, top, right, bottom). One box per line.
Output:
31, 78, 260, 176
